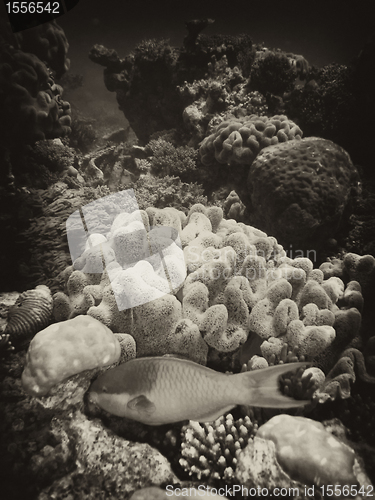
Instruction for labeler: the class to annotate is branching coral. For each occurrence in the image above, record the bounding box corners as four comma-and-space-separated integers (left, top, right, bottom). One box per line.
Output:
179, 413, 257, 483
249, 49, 298, 96
146, 139, 198, 179
199, 115, 302, 167
284, 63, 357, 146
247, 137, 360, 250
133, 173, 207, 211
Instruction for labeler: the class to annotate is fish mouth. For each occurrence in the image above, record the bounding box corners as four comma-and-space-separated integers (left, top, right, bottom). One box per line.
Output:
85, 389, 101, 413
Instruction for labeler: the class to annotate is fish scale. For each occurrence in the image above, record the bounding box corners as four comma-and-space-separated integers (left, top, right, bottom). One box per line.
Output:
154, 360, 235, 419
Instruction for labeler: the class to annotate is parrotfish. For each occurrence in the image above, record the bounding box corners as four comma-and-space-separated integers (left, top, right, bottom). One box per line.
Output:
88, 357, 310, 425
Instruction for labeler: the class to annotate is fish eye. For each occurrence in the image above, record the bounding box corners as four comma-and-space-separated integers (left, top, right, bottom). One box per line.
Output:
102, 386, 108, 393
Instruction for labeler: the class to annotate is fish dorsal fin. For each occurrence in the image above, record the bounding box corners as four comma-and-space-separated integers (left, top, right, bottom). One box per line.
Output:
162, 353, 191, 361
127, 395, 156, 415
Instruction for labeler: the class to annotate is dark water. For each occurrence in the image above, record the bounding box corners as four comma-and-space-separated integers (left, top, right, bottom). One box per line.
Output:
57, 0, 375, 127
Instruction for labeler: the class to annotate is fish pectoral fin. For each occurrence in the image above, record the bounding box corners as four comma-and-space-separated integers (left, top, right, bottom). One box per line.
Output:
195, 405, 235, 423
127, 395, 156, 415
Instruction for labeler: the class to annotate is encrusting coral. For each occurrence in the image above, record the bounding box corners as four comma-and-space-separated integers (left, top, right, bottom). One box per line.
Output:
199, 114, 302, 167
236, 414, 372, 493
21, 315, 122, 397
247, 137, 360, 250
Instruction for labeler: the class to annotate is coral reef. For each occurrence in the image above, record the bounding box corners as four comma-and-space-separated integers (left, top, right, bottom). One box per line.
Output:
1, 285, 53, 349
199, 114, 302, 167
180, 413, 257, 483
247, 137, 360, 250
50, 204, 365, 376
0, 351, 177, 499
89, 23, 256, 144
146, 139, 198, 179
14, 20, 70, 78
2, 20, 375, 499
315, 348, 375, 403
249, 49, 301, 97
320, 253, 375, 295
89, 39, 181, 143
21, 315, 122, 397
236, 414, 372, 493
285, 63, 357, 151
223, 190, 247, 222
0, 43, 71, 148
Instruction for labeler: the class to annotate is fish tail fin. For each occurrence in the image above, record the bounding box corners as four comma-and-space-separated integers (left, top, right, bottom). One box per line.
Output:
236, 362, 311, 408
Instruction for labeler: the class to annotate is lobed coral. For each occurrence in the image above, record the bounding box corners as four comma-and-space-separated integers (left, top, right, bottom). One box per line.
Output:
247, 137, 360, 250
320, 252, 375, 296
251, 266, 363, 363
199, 114, 302, 167
315, 347, 375, 403
223, 191, 247, 222
21, 315, 122, 397
51, 203, 365, 376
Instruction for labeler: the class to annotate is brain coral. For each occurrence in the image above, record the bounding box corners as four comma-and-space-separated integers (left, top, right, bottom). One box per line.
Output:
247, 137, 360, 249
199, 114, 302, 167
